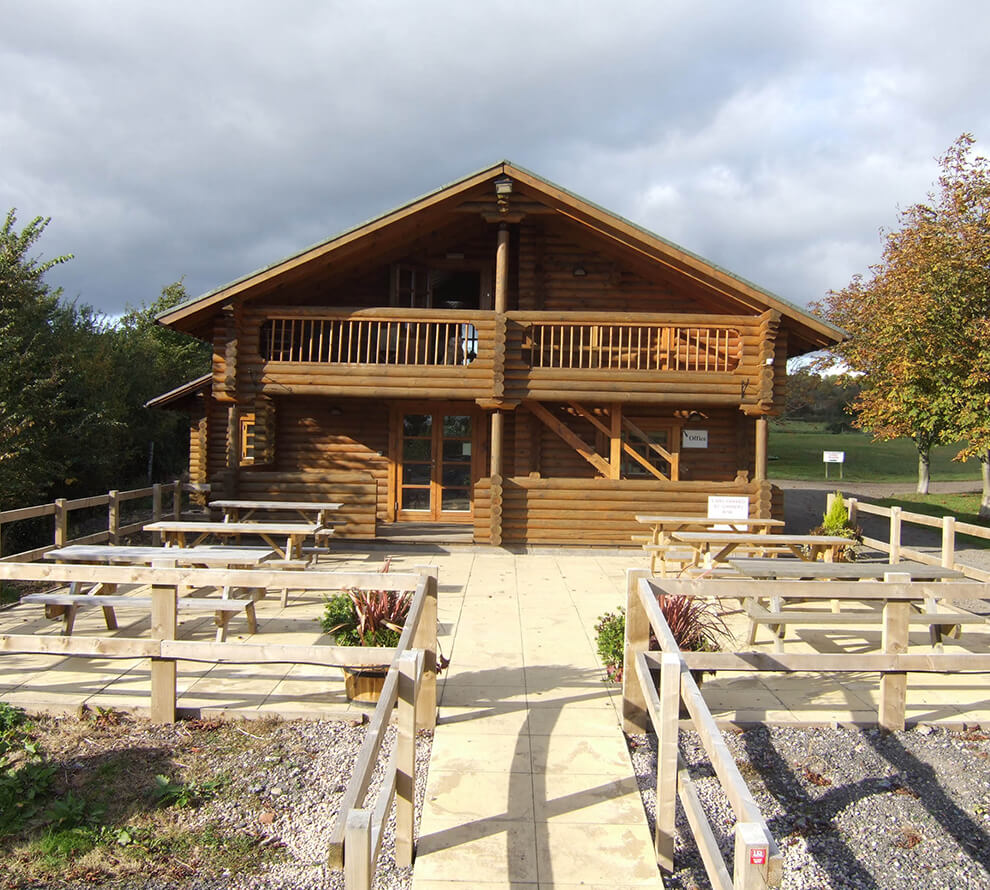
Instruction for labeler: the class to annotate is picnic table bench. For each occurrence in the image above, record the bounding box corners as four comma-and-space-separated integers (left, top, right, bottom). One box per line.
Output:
634, 515, 786, 575
143, 520, 330, 561
669, 531, 851, 576
209, 499, 342, 527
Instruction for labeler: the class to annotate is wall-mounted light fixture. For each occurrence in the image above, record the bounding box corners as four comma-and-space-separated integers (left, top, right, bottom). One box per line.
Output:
572, 266, 587, 277
494, 175, 513, 214
329, 406, 343, 416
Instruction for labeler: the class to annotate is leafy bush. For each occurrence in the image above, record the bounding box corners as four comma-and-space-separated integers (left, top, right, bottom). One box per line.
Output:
0, 703, 56, 838
594, 595, 728, 683
810, 491, 863, 560
152, 774, 226, 809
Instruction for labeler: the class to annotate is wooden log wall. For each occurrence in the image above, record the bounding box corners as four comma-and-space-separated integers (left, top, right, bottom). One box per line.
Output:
474, 477, 775, 546
236, 471, 377, 538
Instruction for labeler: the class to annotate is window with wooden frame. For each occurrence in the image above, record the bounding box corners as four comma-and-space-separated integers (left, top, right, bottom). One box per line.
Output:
239, 397, 276, 467
620, 421, 680, 481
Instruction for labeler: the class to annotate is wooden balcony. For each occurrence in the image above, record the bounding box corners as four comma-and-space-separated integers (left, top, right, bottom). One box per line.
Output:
240, 307, 774, 406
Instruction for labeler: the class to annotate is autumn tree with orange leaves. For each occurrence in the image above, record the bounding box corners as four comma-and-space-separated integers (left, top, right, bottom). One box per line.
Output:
816, 135, 990, 514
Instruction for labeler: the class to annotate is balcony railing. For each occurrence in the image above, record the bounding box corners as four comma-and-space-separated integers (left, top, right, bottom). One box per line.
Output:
521, 321, 741, 372
260, 315, 479, 367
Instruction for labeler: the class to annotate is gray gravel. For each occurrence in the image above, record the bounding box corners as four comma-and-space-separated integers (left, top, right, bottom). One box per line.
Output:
629, 725, 990, 889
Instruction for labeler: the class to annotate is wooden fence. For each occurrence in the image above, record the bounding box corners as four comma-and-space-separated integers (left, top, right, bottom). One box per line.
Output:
621, 569, 781, 888
0, 481, 205, 562
0, 563, 438, 885
837, 494, 990, 583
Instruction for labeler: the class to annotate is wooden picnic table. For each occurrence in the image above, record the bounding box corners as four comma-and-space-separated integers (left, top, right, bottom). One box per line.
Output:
35, 545, 277, 642
668, 531, 852, 574
728, 558, 973, 646
209, 499, 342, 526
144, 520, 326, 561
634, 515, 786, 574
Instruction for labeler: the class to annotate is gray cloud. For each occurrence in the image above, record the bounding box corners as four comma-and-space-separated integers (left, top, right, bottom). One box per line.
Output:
3, 0, 988, 315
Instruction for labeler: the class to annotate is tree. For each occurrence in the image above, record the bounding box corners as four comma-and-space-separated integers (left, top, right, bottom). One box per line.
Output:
815, 135, 990, 513
0, 210, 74, 508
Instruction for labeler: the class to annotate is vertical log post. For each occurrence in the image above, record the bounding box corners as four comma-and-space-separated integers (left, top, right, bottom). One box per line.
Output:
655, 652, 681, 872
879, 572, 910, 731
344, 809, 372, 890
108, 490, 120, 545
941, 516, 956, 569
754, 416, 768, 482
152, 484, 163, 545
54, 499, 68, 548
395, 649, 422, 867
889, 506, 902, 563
172, 480, 182, 520
411, 570, 438, 731
150, 582, 178, 723
846, 496, 858, 526
609, 402, 622, 479
494, 223, 509, 314
622, 569, 651, 733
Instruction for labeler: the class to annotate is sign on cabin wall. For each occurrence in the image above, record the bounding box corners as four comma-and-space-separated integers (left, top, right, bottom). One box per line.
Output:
707, 496, 750, 520
682, 429, 708, 449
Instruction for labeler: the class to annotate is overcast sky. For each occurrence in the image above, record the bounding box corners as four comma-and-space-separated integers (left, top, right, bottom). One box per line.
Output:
3, 1, 988, 318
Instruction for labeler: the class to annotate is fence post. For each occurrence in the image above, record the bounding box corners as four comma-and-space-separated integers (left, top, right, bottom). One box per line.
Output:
733, 821, 775, 890
826, 491, 835, 514
395, 649, 421, 867
108, 490, 120, 545
846, 497, 857, 526
411, 569, 438, 731
54, 499, 68, 548
655, 652, 681, 873
149, 582, 178, 723
173, 480, 182, 519
879, 572, 910, 731
889, 506, 901, 563
622, 569, 651, 733
344, 809, 372, 890
941, 516, 956, 569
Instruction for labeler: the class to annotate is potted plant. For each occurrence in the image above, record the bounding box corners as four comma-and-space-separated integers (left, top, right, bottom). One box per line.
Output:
321, 558, 411, 702
809, 491, 863, 561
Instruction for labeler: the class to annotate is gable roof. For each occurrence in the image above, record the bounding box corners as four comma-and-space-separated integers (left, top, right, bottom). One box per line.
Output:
157, 161, 845, 352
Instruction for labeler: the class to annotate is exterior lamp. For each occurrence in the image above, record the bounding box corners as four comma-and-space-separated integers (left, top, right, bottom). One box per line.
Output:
494, 175, 513, 214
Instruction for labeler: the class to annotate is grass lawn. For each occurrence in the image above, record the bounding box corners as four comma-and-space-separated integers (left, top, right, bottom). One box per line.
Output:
767, 421, 983, 483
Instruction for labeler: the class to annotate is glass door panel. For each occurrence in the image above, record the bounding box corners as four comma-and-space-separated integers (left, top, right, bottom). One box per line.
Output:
397, 411, 474, 521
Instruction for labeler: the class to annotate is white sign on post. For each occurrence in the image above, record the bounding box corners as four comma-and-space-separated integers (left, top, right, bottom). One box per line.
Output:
823, 450, 845, 480
682, 429, 708, 449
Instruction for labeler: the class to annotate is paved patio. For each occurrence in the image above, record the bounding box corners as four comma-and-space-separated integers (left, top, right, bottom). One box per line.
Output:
1, 547, 988, 888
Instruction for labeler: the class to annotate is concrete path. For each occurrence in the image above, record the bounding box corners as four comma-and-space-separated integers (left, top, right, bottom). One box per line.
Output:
412, 552, 663, 889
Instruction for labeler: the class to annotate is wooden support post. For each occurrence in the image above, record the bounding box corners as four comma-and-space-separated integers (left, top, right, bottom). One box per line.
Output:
344, 809, 372, 890
655, 652, 681, 873
108, 490, 120, 545
411, 571, 438, 731
846, 496, 857, 526
941, 516, 955, 569
622, 569, 651, 733
733, 821, 775, 890
226, 405, 241, 498
54, 499, 68, 548
889, 506, 902, 563
609, 402, 622, 479
490, 411, 504, 477
754, 416, 768, 482
395, 649, 421, 867
150, 583, 178, 723
494, 223, 509, 314
172, 480, 182, 519
151, 485, 163, 546
879, 572, 910, 731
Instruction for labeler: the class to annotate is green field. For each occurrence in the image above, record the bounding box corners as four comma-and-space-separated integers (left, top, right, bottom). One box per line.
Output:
767, 421, 982, 483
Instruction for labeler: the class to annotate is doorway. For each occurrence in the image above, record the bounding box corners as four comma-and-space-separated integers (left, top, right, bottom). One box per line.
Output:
396, 412, 475, 522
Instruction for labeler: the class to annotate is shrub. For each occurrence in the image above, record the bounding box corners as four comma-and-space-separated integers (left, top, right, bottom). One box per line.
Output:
810, 491, 863, 560
594, 608, 626, 683
320, 557, 411, 647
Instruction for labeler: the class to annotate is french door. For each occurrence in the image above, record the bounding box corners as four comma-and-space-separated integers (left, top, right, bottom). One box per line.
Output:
397, 412, 474, 522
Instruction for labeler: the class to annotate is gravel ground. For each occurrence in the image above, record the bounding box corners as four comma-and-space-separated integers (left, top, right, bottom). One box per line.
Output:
629, 725, 990, 889
21, 714, 431, 890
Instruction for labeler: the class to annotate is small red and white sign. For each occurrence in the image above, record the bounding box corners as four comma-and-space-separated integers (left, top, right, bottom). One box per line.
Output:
749, 848, 768, 866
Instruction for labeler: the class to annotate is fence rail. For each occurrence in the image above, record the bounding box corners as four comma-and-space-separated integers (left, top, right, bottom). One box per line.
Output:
622, 570, 782, 887
840, 495, 990, 583
0, 481, 204, 562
